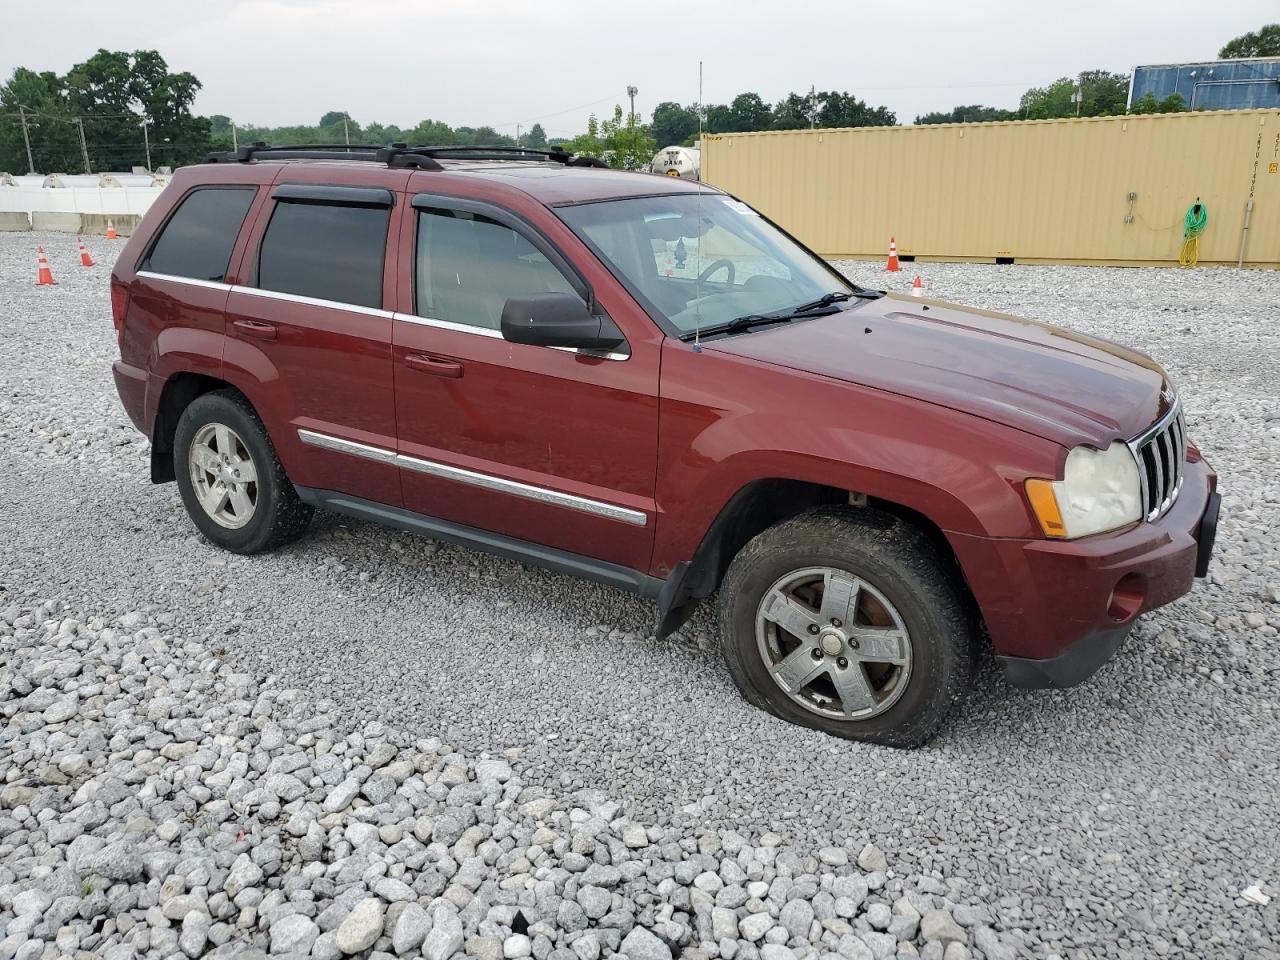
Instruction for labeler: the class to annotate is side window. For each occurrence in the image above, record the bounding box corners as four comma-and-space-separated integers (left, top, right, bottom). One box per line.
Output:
257, 201, 390, 309
416, 207, 579, 330
144, 186, 255, 282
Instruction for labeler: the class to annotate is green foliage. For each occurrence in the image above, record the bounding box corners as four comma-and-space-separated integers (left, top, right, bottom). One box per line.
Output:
813, 91, 896, 128
1075, 70, 1128, 117
1218, 23, 1280, 58
1019, 70, 1128, 120
0, 49, 207, 173
1129, 91, 1187, 114
650, 101, 699, 147
915, 105, 1018, 124
522, 123, 548, 150
565, 105, 656, 170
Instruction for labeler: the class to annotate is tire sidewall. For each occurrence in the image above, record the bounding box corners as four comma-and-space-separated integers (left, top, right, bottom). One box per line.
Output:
721, 513, 968, 747
173, 393, 284, 554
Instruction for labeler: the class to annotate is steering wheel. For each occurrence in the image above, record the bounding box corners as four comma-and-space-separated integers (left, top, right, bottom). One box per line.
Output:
697, 259, 735, 285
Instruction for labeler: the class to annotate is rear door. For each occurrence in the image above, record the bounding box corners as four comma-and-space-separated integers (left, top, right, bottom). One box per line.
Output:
390, 192, 663, 571
223, 181, 403, 506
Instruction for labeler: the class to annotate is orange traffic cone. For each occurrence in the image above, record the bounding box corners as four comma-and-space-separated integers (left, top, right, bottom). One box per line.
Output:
36, 246, 57, 286
885, 236, 900, 272
78, 237, 95, 267
910, 275, 923, 297
106, 219, 119, 240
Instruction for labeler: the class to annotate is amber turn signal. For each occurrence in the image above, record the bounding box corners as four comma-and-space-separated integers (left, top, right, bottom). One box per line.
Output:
1025, 479, 1067, 538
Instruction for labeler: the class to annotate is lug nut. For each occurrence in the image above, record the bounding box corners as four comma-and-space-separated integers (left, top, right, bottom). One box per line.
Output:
849, 637, 860, 649
831, 618, 842, 628
808, 624, 819, 634
837, 657, 848, 668
811, 648, 823, 660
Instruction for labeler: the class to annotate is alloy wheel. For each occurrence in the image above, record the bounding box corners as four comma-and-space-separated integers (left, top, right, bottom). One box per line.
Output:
755, 566, 913, 720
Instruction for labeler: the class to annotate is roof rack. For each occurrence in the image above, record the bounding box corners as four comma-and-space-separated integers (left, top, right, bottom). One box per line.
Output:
204, 142, 610, 170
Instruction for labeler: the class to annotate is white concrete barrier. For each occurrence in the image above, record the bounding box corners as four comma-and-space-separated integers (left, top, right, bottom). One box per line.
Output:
0, 172, 166, 234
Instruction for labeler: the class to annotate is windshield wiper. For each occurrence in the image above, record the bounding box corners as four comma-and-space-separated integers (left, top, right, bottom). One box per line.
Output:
681, 288, 883, 342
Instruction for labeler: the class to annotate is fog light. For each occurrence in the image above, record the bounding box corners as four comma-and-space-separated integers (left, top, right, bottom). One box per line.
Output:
1107, 573, 1146, 623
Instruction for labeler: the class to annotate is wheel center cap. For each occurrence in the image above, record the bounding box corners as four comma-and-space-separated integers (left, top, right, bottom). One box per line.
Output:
819, 631, 844, 656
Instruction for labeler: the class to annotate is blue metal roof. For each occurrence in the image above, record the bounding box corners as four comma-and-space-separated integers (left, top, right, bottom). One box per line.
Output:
1130, 59, 1280, 111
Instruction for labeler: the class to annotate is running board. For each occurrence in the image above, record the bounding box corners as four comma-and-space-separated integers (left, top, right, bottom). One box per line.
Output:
293, 486, 667, 601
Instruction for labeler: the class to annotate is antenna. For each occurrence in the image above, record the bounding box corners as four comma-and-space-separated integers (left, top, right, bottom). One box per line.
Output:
693, 60, 705, 353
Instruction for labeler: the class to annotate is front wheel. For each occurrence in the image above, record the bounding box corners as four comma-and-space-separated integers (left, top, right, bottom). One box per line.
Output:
173, 390, 313, 554
718, 506, 975, 748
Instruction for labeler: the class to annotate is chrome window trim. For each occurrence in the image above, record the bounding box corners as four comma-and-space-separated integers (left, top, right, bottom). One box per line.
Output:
392, 312, 630, 361
233, 285, 394, 319
136, 270, 233, 292
296, 428, 647, 527
394, 312, 503, 339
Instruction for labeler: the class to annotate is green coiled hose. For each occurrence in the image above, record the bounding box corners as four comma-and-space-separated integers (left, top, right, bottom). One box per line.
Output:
1179, 199, 1207, 267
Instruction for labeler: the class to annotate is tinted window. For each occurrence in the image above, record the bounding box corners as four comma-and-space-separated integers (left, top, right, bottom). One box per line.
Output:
145, 187, 255, 282
416, 208, 579, 330
257, 201, 390, 308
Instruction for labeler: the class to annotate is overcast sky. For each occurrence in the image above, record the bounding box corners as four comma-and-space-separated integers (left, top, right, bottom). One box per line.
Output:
3, 1, 1274, 135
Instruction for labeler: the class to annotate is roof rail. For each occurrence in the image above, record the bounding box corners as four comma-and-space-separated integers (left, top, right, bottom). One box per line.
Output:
205, 142, 610, 170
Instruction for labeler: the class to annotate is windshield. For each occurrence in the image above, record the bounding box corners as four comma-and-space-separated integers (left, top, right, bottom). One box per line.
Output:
557, 194, 851, 336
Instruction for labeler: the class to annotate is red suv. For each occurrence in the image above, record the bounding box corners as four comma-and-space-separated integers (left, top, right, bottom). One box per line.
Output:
111, 143, 1220, 746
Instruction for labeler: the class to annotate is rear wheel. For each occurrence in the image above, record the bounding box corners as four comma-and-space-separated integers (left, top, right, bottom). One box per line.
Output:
173, 390, 312, 553
718, 506, 975, 747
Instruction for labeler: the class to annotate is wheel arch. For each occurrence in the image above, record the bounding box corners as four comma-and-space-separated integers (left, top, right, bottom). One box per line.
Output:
148, 373, 247, 483
656, 476, 980, 638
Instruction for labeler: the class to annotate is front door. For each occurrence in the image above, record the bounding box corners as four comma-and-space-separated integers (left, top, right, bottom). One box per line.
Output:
391, 194, 661, 572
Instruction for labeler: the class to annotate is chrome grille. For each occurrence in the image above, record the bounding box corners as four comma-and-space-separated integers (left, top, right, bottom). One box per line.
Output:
1128, 401, 1187, 522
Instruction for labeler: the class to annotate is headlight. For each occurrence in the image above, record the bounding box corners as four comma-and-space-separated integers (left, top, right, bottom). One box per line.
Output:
1025, 442, 1143, 539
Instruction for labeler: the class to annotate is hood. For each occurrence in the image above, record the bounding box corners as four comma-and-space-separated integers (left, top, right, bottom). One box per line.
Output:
705, 293, 1172, 447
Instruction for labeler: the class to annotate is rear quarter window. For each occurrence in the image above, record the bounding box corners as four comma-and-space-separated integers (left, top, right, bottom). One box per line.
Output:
256, 201, 390, 309
144, 186, 256, 282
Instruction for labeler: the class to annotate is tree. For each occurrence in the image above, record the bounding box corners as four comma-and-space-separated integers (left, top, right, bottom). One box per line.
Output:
67, 49, 209, 169
728, 93, 772, 132
770, 92, 815, 129
1130, 91, 1187, 114
566, 105, 655, 170
0, 68, 79, 172
650, 101, 699, 147
319, 110, 348, 127
915, 105, 1018, 124
1, 50, 208, 172
523, 123, 547, 149
815, 90, 896, 127
1219, 23, 1280, 58
1076, 70, 1128, 117
1019, 70, 1130, 120
1019, 77, 1077, 119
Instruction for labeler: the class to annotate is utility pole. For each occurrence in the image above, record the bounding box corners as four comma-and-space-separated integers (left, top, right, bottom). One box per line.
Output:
75, 117, 91, 174
810, 85, 817, 128
516, 123, 522, 147
342, 114, 350, 145
231, 121, 238, 151
627, 85, 638, 124
18, 104, 35, 174
141, 118, 152, 171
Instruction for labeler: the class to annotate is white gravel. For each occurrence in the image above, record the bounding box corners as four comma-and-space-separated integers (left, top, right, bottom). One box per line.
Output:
1, 232, 1278, 960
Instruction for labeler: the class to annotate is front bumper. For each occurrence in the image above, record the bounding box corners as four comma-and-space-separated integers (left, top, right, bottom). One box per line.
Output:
949, 453, 1218, 688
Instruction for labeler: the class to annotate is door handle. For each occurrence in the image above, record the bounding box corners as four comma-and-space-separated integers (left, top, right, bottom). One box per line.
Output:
233, 319, 277, 341
405, 353, 464, 378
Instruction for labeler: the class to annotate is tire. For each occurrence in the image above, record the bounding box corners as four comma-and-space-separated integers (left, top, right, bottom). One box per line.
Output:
718, 506, 975, 748
173, 389, 313, 554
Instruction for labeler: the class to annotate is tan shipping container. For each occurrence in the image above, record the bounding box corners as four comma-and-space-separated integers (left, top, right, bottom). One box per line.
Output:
701, 109, 1280, 267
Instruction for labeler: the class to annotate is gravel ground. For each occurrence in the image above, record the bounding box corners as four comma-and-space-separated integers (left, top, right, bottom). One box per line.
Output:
1, 232, 1278, 960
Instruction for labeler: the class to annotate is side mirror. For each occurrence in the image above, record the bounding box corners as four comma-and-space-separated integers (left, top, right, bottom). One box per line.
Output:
500, 292, 625, 351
